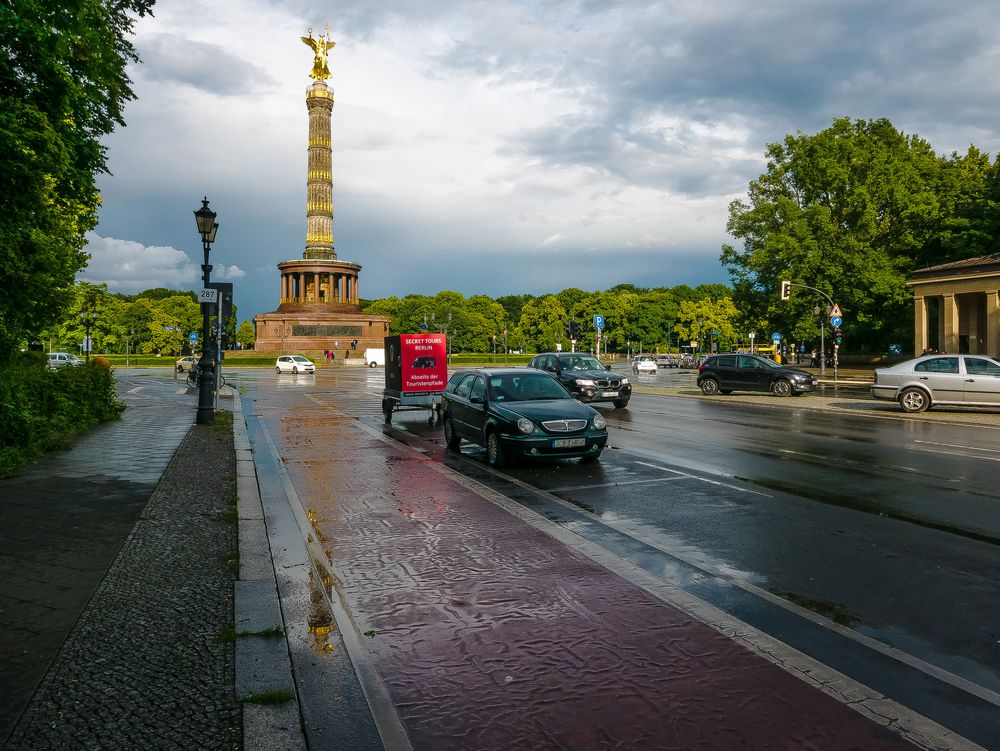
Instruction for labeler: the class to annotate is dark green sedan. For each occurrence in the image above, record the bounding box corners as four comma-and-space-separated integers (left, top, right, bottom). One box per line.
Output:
441, 368, 608, 466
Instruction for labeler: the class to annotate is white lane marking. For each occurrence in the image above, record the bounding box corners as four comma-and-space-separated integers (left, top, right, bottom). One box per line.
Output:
634, 460, 772, 496
549, 476, 689, 493
127, 386, 143, 393
911, 446, 1000, 463
914, 440, 1000, 455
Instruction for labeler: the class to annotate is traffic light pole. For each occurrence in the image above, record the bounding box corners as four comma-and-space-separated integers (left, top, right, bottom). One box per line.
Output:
780, 281, 836, 377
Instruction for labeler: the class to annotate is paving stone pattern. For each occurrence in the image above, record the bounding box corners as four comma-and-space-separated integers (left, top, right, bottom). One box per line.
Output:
4, 414, 240, 750
0, 385, 193, 743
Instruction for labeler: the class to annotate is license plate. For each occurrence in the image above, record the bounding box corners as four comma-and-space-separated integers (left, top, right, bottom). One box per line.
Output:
552, 437, 586, 448
601, 391, 618, 398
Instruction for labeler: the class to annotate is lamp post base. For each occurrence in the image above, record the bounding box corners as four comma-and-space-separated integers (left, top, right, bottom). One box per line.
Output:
196, 361, 216, 425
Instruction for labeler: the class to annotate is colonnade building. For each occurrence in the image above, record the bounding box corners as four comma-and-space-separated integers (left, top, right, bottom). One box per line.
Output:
908, 253, 1000, 357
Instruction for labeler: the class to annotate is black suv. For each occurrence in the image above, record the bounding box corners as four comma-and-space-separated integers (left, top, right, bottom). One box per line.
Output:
527, 353, 631, 408
697, 354, 817, 397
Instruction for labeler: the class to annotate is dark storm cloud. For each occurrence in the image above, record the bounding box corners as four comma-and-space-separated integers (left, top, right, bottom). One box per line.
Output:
426, 0, 1000, 196
137, 33, 276, 94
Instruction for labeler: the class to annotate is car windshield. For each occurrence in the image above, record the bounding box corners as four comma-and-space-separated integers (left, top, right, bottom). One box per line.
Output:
489, 373, 570, 402
291, 356, 310, 363
559, 356, 604, 371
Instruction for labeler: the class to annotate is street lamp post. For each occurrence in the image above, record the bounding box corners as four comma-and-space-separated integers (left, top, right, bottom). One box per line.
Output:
79, 310, 97, 363
193, 197, 219, 425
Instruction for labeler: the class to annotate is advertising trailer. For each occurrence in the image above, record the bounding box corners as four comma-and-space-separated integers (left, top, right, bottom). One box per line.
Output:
381, 333, 448, 422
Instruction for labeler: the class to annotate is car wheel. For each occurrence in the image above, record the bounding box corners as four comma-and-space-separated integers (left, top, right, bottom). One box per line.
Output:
486, 431, 505, 467
292, 366, 298, 374
613, 398, 629, 409
771, 379, 792, 397
369, 362, 377, 368
580, 451, 602, 463
382, 398, 393, 423
177, 365, 184, 372
442, 416, 461, 450
276, 367, 282, 374
899, 387, 930, 413
700, 378, 720, 395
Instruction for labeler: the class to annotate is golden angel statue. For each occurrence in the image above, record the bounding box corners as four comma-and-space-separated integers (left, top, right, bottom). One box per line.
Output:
301, 25, 335, 80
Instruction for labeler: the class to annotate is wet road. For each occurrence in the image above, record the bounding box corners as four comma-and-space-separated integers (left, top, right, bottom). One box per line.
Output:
220, 366, 1000, 746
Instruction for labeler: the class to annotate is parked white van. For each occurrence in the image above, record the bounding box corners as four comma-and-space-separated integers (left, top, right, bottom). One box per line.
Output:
364, 348, 385, 368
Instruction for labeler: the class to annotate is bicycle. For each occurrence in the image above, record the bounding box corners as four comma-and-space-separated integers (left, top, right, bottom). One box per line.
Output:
186, 369, 226, 388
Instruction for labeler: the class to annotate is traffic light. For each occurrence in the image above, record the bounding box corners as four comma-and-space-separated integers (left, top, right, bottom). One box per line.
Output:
834, 328, 843, 345
780, 280, 792, 301
568, 320, 580, 340
564, 321, 573, 339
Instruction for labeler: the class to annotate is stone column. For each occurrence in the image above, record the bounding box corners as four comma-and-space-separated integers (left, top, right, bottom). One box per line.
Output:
942, 294, 959, 354
913, 296, 926, 356
986, 290, 1000, 359
304, 81, 335, 260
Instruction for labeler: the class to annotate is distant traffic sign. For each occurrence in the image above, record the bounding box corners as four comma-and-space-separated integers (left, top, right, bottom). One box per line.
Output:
830, 316, 843, 327
594, 314, 605, 330
830, 303, 842, 318
771, 332, 782, 342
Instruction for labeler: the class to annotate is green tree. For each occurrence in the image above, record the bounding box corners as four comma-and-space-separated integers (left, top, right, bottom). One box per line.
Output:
0, 0, 155, 361
721, 117, 992, 352
236, 320, 256, 349
514, 296, 568, 353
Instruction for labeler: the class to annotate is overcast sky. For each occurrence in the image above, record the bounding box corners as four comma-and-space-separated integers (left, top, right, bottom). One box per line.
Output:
81, 0, 1000, 322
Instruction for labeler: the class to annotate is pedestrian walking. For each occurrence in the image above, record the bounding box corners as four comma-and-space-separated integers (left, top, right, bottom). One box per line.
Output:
810, 349, 818, 367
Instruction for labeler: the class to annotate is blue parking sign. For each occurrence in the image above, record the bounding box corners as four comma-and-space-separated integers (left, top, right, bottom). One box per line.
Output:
594, 314, 605, 330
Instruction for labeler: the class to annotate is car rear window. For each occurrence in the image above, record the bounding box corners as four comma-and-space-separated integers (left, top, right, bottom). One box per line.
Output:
964, 357, 1000, 376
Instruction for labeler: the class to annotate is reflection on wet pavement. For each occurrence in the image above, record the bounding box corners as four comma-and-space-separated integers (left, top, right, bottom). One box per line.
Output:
261, 407, 915, 750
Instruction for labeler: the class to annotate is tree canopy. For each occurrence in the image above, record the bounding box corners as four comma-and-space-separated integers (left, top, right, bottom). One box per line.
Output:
0, 0, 154, 361
721, 117, 1000, 351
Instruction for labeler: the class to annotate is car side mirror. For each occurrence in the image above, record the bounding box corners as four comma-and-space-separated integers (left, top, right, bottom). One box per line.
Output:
605, 364, 611, 371
470, 395, 484, 405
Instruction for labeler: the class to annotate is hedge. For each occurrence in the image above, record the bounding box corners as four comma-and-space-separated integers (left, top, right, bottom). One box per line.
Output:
0, 352, 125, 478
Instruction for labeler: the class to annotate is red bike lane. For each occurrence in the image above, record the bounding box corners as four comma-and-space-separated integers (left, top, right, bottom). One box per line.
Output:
272, 410, 925, 750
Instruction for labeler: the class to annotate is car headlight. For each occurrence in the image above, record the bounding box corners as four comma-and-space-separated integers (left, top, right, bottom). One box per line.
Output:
620, 378, 630, 385
576, 379, 596, 387
517, 417, 536, 434
592, 414, 607, 430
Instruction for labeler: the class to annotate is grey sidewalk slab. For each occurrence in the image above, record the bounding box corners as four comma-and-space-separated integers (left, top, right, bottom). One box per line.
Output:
0, 378, 193, 745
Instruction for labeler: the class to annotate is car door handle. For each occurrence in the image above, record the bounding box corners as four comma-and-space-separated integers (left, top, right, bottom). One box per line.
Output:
965, 379, 975, 382
918, 376, 928, 380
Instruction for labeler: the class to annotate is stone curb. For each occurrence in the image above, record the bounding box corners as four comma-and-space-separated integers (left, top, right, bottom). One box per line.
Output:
232, 392, 307, 751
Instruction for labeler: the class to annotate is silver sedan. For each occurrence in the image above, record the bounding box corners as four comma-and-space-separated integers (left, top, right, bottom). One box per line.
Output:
871, 354, 1000, 413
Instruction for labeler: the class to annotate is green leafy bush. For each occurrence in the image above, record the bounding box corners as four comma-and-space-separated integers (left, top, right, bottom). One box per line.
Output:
0, 353, 125, 477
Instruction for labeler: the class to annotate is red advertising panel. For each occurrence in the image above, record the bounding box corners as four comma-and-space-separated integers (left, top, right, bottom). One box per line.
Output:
399, 333, 447, 393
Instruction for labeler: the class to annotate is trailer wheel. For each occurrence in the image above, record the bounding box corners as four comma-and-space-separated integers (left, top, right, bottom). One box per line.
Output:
382, 398, 393, 423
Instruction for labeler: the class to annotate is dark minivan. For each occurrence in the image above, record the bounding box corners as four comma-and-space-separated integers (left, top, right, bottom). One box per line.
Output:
697, 354, 817, 397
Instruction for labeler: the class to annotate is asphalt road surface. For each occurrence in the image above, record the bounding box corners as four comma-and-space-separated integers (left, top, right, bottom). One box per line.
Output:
171, 366, 1000, 747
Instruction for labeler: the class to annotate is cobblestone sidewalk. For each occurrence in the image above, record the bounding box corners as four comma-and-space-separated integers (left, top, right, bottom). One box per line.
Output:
4, 417, 240, 750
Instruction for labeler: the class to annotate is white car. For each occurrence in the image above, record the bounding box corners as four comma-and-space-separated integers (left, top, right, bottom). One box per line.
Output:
632, 354, 657, 374
275, 355, 315, 374
871, 354, 1000, 413
47, 352, 84, 369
